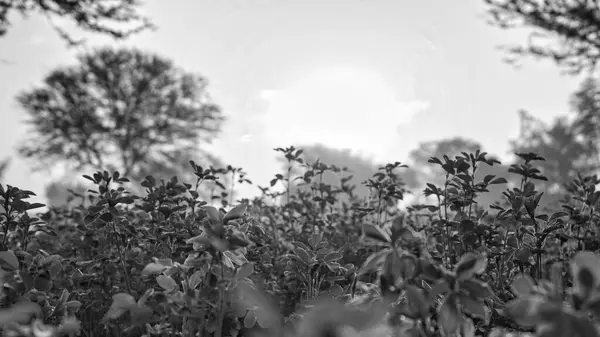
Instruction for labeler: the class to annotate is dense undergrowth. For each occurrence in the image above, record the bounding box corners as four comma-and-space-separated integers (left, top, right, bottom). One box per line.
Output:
1, 147, 600, 337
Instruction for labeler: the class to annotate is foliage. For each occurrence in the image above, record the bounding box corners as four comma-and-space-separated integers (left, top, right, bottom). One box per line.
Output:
16, 46, 224, 183
510, 77, 600, 195
483, 0, 600, 74
1, 144, 600, 337
0, 158, 9, 181
0, 0, 154, 46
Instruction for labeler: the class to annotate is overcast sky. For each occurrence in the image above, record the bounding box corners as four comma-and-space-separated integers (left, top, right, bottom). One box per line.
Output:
0, 0, 587, 204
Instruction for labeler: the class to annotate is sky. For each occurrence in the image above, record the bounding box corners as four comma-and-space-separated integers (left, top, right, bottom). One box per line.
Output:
0, 0, 588, 205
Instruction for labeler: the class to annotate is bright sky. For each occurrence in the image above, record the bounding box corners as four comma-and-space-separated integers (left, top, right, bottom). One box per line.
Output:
0, 0, 588, 205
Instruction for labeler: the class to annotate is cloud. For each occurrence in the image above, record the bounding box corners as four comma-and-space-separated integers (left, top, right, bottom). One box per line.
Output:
252, 67, 430, 160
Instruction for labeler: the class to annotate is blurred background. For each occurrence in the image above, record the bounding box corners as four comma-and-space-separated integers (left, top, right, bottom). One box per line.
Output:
0, 0, 597, 210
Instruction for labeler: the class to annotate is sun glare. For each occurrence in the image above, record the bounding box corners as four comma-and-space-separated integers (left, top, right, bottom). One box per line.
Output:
258, 67, 427, 161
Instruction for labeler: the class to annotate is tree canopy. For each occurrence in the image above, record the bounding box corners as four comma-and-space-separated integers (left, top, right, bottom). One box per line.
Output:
484, 0, 600, 74
17, 46, 224, 182
0, 0, 153, 46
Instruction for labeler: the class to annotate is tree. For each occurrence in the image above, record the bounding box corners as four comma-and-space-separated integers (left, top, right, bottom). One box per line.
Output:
0, 158, 9, 181
408, 137, 484, 187
570, 76, 600, 165
483, 0, 600, 74
407, 137, 511, 208
0, 0, 154, 46
277, 144, 380, 200
16, 46, 225, 183
510, 110, 594, 190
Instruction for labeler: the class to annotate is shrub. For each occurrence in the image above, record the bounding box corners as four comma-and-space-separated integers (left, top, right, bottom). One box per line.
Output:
0, 148, 599, 337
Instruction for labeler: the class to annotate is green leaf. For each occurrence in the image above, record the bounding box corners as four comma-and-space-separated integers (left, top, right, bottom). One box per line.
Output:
236, 262, 254, 279
223, 204, 247, 224
308, 233, 323, 250
511, 274, 536, 296
202, 206, 222, 224
405, 284, 428, 318
459, 279, 493, 299
293, 247, 313, 266
428, 280, 451, 302
27, 203, 46, 210
99, 212, 114, 223
504, 295, 549, 328
34, 276, 52, 292
323, 252, 343, 263
489, 177, 508, 185
103, 293, 136, 322
18, 271, 33, 291
329, 284, 344, 297
0, 300, 43, 325
549, 211, 568, 223
48, 260, 62, 278
362, 223, 391, 244
437, 293, 461, 336
244, 309, 257, 328
223, 250, 249, 266
515, 247, 531, 263
58, 316, 81, 336
156, 275, 178, 292
0, 250, 19, 271
235, 283, 281, 329
455, 253, 487, 280
65, 301, 82, 313
358, 249, 389, 275
188, 270, 204, 289
571, 251, 600, 298
461, 318, 476, 337
141, 262, 168, 277
458, 295, 487, 320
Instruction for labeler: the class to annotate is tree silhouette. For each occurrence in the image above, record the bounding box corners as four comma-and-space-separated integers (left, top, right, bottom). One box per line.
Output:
16, 46, 224, 183
484, 0, 600, 74
0, 158, 9, 181
510, 110, 594, 191
570, 76, 600, 168
0, 0, 153, 46
277, 144, 381, 200
408, 137, 484, 187
407, 137, 512, 208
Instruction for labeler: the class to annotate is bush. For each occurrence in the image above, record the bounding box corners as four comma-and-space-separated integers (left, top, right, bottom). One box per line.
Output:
0, 147, 599, 337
